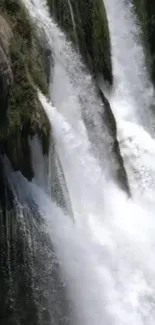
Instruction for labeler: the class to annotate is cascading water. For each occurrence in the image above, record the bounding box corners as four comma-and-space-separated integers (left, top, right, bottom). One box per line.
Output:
104, 0, 155, 199
23, 0, 124, 183
5, 0, 155, 324
104, 0, 154, 126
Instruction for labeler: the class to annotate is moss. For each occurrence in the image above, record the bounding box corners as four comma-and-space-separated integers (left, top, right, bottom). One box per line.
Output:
0, 0, 50, 179
47, 0, 113, 85
8, 37, 49, 132
3, 37, 50, 178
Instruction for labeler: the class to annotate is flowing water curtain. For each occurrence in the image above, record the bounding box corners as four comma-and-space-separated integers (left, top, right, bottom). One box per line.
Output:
0, 156, 72, 325
2, 1, 155, 325
133, 0, 155, 87
0, 163, 39, 325
3, 1, 155, 325
47, 0, 113, 85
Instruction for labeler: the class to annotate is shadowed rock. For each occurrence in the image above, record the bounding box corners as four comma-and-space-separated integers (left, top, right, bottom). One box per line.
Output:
0, 15, 13, 124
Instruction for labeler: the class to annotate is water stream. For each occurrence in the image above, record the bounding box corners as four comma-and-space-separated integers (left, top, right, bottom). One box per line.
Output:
7, 0, 155, 324
104, 0, 155, 199
104, 0, 154, 127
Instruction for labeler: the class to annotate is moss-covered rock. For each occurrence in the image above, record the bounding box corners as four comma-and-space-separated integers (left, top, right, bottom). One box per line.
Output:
47, 0, 113, 85
0, 0, 51, 179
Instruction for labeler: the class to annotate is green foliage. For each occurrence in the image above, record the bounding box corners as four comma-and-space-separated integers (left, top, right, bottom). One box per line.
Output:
0, 0, 50, 178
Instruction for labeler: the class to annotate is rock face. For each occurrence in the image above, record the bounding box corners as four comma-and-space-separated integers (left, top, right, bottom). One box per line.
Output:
0, 1, 50, 179
0, 160, 70, 325
47, 0, 113, 85
0, 5, 52, 324
133, 0, 155, 85
98, 90, 130, 194
0, 0, 129, 191
0, 15, 13, 123
47, 0, 130, 192
0, 1, 131, 324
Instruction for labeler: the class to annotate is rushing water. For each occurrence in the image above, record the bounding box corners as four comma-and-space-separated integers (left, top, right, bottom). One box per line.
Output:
103, 0, 155, 201
24, 0, 122, 181
6, 0, 155, 324
104, 0, 154, 127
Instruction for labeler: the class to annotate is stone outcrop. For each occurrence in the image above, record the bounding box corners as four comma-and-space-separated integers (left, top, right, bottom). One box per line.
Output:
0, 1, 51, 179
0, 1, 133, 324
133, 0, 155, 85
0, 15, 13, 123
98, 89, 130, 194
47, 0, 113, 85
47, 0, 130, 193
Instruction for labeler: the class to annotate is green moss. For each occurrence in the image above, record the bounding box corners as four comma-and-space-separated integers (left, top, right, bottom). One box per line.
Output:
8, 37, 49, 130
0, 0, 50, 178
47, 0, 113, 85
0, 0, 32, 40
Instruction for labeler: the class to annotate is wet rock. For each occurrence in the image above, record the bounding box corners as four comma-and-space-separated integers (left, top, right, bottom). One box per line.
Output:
0, 4, 50, 180
0, 15, 13, 124
98, 89, 130, 195
47, 0, 113, 85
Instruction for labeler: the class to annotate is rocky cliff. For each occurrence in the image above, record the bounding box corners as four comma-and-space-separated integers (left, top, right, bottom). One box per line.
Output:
0, 0, 133, 324
47, 0, 113, 85
133, 0, 155, 86
0, 0, 50, 179
0, 3, 51, 324
0, 0, 130, 190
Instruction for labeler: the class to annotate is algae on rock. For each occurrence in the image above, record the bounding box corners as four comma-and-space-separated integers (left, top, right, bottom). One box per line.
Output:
0, 0, 51, 179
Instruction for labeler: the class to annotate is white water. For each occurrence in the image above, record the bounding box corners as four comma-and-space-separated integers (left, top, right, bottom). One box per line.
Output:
24, 0, 119, 178
18, 0, 155, 324
8, 114, 155, 325
103, 0, 155, 197
104, 0, 154, 127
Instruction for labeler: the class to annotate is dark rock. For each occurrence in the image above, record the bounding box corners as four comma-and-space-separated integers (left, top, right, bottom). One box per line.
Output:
0, 158, 71, 325
0, 16, 13, 124
47, 0, 113, 85
0, 6, 50, 180
98, 89, 131, 195
133, 0, 155, 86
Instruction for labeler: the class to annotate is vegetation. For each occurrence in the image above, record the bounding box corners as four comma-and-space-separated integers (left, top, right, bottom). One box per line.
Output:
0, 0, 50, 179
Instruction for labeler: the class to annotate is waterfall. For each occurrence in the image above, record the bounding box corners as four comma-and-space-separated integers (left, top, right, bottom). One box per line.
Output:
5, 113, 155, 325
29, 135, 74, 217
23, 0, 122, 182
104, 0, 155, 198
104, 0, 154, 127
4, 0, 155, 324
